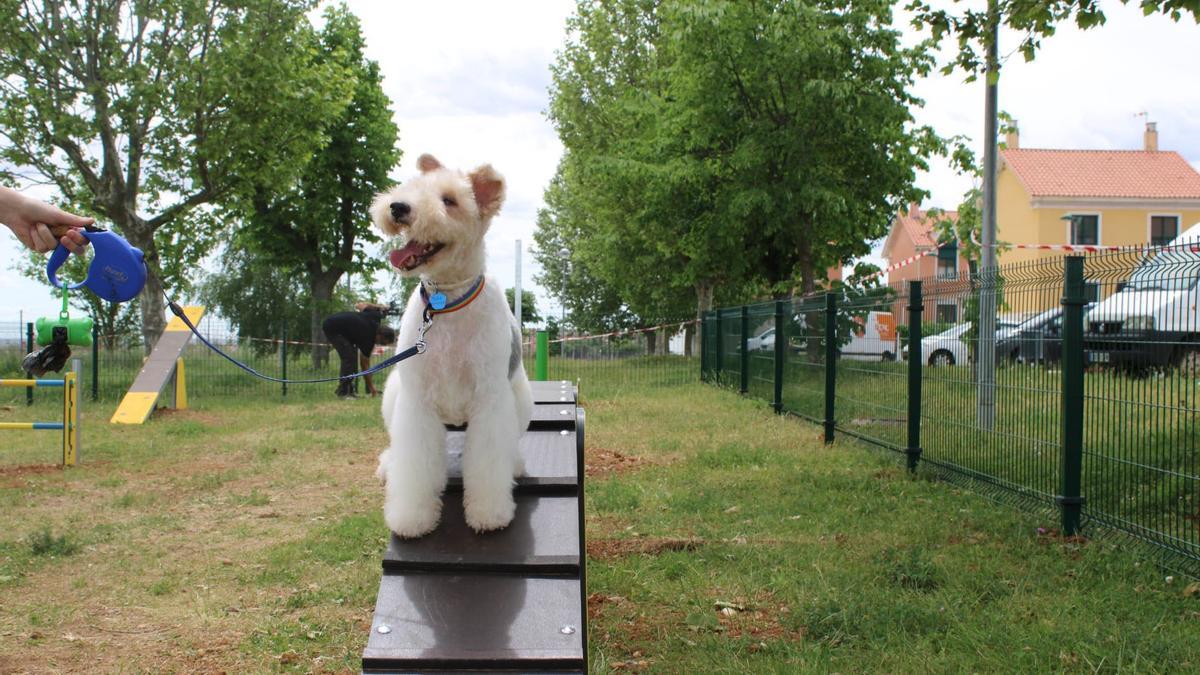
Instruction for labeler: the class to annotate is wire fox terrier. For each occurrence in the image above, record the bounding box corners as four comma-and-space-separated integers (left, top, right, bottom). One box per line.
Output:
370, 154, 533, 537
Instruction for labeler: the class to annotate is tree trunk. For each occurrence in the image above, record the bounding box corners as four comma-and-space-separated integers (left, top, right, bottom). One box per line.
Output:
120, 222, 166, 355
683, 323, 694, 357
645, 330, 657, 356
310, 272, 340, 369
693, 280, 714, 356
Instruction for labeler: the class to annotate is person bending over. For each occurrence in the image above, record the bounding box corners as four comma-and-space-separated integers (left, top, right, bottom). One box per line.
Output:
321, 302, 397, 398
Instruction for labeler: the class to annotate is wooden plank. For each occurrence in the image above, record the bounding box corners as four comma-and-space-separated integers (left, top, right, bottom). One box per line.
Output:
383, 494, 580, 574
444, 430, 577, 494
111, 305, 204, 425
530, 380, 576, 404
362, 573, 584, 672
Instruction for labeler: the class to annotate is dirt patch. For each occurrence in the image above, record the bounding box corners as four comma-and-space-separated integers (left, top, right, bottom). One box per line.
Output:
587, 536, 704, 561
585, 447, 649, 477
712, 593, 804, 645
0, 463, 63, 488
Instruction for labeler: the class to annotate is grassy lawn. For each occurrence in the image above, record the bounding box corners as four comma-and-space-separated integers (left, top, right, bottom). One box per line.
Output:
2, 376, 1199, 672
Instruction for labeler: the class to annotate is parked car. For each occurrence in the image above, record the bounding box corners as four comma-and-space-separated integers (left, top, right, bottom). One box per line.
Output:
903, 316, 1027, 366
1000, 305, 1094, 365
746, 327, 776, 352
1084, 222, 1200, 368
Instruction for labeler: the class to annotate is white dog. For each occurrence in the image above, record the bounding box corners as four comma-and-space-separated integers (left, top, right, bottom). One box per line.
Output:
370, 154, 533, 538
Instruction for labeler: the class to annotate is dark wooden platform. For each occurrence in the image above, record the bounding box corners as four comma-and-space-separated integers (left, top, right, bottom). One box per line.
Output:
363, 380, 586, 674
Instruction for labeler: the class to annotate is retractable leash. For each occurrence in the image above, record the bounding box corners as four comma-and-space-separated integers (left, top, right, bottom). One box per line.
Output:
36, 225, 434, 384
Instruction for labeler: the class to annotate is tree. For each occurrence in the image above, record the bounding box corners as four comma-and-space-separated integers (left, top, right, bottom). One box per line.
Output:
505, 288, 542, 328
197, 247, 312, 355
546, 0, 943, 350
907, 0, 1200, 77
0, 0, 351, 351
230, 4, 400, 367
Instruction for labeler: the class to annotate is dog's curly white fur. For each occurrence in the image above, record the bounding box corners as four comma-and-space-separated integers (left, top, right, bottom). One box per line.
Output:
371, 154, 533, 537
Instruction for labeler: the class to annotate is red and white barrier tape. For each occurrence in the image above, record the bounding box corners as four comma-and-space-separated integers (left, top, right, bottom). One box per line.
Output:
543, 319, 699, 345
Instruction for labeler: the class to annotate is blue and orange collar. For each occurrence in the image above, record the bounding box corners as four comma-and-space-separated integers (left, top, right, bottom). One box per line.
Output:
421, 276, 486, 314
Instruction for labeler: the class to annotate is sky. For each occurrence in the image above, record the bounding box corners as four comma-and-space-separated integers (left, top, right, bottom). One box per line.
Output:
2, 0, 1199, 326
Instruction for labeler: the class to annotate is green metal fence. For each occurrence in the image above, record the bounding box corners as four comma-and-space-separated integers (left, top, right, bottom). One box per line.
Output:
703, 247, 1200, 577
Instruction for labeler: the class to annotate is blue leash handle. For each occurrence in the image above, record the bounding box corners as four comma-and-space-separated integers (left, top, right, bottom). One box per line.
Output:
47, 229, 146, 302
166, 299, 423, 384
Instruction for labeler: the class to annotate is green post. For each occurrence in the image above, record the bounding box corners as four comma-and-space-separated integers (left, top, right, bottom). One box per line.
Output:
26, 322, 34, 406
906, 281, 923, 472
535, 330, 549, 381
714, 311, 724, 380
823, 293, 837, 444
739, 306, 749, 394
773, 300, 785, 413
91, 321, 99, 401
1059, 256, 1086, 536
700, 313, 709, 382
281, 324, 288, 398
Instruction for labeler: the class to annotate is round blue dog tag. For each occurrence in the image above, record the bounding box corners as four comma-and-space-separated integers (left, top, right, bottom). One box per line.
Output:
430, 292, 447, 310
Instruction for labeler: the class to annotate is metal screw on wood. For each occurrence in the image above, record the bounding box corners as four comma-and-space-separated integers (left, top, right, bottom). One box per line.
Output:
560, 625, 576, 635
559, 430, 568, 436
376, 624, 392, 634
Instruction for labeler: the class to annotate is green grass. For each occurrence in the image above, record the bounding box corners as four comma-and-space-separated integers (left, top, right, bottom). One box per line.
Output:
1, 367, 1199, 672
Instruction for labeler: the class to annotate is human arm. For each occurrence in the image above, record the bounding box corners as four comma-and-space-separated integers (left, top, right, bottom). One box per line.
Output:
0, 187, 92, 254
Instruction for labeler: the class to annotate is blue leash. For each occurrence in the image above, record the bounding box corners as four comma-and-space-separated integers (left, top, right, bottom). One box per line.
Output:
164, 296, 431, 385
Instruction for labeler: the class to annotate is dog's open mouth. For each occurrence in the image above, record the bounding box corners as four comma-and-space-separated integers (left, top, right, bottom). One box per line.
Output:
389, 240, 446, 271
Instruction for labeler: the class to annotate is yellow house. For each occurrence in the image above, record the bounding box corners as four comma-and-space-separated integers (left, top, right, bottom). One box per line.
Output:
997, 122, 1200, 268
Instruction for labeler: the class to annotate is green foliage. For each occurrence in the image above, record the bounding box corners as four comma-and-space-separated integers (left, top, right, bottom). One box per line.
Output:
26, 528, 79, 558
504, 288, 543, 327
0, 0, 353, 346
908, 0, 1200, 77
543, 0, 944, 330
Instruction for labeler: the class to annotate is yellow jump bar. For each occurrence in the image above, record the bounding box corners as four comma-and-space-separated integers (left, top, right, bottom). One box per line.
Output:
0, 379, 65, 388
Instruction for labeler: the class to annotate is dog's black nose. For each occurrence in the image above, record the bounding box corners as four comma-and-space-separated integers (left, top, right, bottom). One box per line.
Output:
390, 202, 410, 222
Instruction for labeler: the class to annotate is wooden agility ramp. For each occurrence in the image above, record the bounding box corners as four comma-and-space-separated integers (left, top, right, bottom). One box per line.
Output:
362, 380, 587, 673
110, 306, 204, 424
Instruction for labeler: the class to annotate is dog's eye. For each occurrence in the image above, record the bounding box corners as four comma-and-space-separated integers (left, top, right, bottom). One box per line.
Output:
442, 195, 457, 207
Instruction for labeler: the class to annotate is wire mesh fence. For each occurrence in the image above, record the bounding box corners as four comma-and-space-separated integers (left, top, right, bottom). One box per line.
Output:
530, 321, 700, 399
703, 244, 1200, 577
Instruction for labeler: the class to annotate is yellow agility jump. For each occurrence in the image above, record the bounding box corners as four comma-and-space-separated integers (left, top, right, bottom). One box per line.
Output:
0, 372, 79, 466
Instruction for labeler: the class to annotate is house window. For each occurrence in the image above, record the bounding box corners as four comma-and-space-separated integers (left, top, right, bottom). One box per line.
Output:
935, 303, 958, 323
1069, 215, 1099, 245
1151, 215, 1179, 246
936, 241, 958, 280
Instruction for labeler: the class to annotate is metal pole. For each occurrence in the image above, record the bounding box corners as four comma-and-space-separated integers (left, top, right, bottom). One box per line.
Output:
739, 306, 749, 394
26, 322, 34, 406
535, 330, 548, 381
91, 321, 99, 401
773, 300, 785, 413
71, 358, 81, 465
977, 0, 999, 429
824, 292, 837, 444
1059, 256, 1086, 536
906, 281, 924, 472
514, 239, 522, 329
714, 311, 724, 379
700, 312, 709, 382
281, 324, 288, 398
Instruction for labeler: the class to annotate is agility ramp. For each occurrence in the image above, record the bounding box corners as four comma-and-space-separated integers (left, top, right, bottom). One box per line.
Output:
110, 306, 204, 424
362, 380, 587, 673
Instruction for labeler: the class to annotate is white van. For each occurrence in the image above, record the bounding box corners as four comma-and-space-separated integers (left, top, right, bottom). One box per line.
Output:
1084, 222, 1200, 367
840, 311, 899, 361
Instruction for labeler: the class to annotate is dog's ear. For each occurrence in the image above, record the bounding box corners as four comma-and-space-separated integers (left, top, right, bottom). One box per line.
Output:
468, 164, 505, 220
417, 154, 442, 173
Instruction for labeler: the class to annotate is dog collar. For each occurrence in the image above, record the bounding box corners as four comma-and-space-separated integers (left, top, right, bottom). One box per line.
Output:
421, 275, 486, 314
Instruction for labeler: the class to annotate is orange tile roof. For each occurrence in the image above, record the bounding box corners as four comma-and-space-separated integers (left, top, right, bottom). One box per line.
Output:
898, 208, 957, 248
1001, 149, 1200, 199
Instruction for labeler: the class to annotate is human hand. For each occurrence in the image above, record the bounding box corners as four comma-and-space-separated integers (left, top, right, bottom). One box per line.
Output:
0, 188, 93, 254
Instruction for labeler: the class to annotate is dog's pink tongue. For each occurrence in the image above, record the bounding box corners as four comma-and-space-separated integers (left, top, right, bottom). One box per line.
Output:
389, 240, 426, 270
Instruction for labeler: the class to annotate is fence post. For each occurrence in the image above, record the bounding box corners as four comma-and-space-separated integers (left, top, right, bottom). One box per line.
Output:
823, 292, 837, 444
1059, 256, 1086, 536
91, 321, 99, 401
906, 281, 923, 472
535, 330, 548, 381
714, 311, 724, 379
773, 300, 785, 413
281, 325, 288, 398
700, 313, 709, 382
26, 322, 34, 406
739, 306, 749, 394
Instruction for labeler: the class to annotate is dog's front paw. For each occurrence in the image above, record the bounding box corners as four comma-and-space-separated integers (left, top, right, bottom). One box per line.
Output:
375, 449, 389, 484
385, 497, 442, 539
464, 492, 516, 533
512, 453, 526, 479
